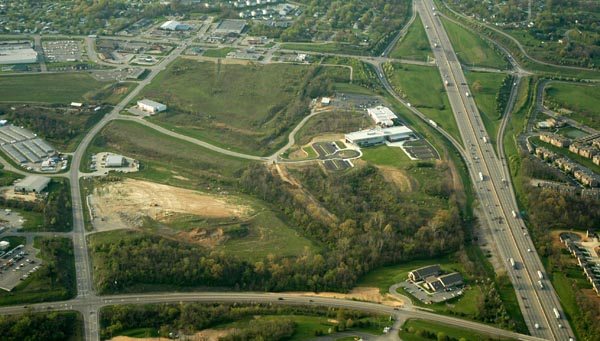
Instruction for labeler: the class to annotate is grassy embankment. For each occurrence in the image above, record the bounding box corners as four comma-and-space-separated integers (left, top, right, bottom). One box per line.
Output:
385, 62, 462, 145
441, 17, 508, 70
82, 120, 318, 260
464, 71, 508, 146
390, 14, 433, 62
140, 59, 351, 156
399, 319, 515, 341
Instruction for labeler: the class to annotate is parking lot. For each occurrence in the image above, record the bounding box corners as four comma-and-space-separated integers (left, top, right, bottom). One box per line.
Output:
0, 242, 42, 291
398, 280, 464, 304
43, 40, 83, 62
323, 159, 353, 171
333, 92, 386, 112
402, 140, 439, 160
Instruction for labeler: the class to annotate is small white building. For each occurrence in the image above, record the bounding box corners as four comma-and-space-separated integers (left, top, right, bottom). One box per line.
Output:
321, 97, 331, 106
14, 175, 51, 193
0, 240, 9, 251
105, 154, 126, 168
137, 99, 167, 114
367, 106, 397, 127
70, 102, 83, 108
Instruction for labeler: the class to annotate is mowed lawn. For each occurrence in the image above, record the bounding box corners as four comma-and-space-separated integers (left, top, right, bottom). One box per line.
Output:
399, 319, 513, 341
141, 58, 329, 155
544, 82, 600, 130
387, 63, 461, 143
465, 71, 507, 146
390, 14, 433, 61
0, 73, 108, 103
441, 18, 508, 70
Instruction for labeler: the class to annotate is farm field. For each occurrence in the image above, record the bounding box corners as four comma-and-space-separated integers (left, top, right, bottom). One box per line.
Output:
390, 14, 433, 61
385, 63, 462, 144
544, 82, 600, 130
440, 17, 508, 70
464, 71, 507, 146
0, 73, 108, 103
140, 59, 348, 155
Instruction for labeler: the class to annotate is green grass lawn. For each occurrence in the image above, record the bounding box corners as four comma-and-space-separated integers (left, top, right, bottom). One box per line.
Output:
386, 63, 462, 144
399, 319, 514, 341
83, 120, 251, 188
0, 73, 109, 103
390, 14, 433, 61
544, 82, 600, 130
465, 71, 507, 146
361, 145, 412, 167
203, 47, 236, 58
218, 210, 320, 261
441, 17, 508, 70
141, 58, 346, 155
280, 42, 369, 56
556, 126, 588, 140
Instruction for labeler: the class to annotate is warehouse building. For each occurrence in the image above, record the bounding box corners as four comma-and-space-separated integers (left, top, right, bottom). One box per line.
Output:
159, 20, 192, 31
0, 42, 38, 65
137, 99, 167, 114
345, 126, 413, 147
14, 176, 51, 193
367, 106, 397, 127
214, 19, 247, 36
105, 154, 127, 168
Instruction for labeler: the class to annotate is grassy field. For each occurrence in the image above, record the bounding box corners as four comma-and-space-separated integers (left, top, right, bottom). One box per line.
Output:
0, 237, 75, 306
386, 63, 462, 144
280, 42, 369, 56
0, 73, 109, 103
213, 314, 387, 340
295, 110, 371, 146
544, 82, 600, 130
141, 58, 346, 155
399, 319, 513, 341
390, 14, 433, 61
441, 17, 508, 70
203, 47, 236, 58
465, 71, 507, 146
361, 145, 412, 167
83, 120, 251, 188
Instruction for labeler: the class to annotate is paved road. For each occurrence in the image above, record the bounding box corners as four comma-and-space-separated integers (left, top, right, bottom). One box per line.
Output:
0, 292, 545, 341
418, 1, 574, 339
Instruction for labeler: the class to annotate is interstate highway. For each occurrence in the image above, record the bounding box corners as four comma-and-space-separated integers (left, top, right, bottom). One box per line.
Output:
416, 0, 574, 339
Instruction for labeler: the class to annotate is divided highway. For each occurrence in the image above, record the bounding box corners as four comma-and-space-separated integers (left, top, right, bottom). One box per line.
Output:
417, 0, 573, 339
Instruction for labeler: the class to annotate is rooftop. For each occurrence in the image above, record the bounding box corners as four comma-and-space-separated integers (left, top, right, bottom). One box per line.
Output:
345, 126, 412, 141
15, 175, 50, 191
138, 99, 165, 107
215, 19, 247, 33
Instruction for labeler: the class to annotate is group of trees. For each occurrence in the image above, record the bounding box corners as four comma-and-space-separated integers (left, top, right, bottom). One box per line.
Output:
100, 303, 380, 340
0, 311, 79, 341
92, 162, 465, 294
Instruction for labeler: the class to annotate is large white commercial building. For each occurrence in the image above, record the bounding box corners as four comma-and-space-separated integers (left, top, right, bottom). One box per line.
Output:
367, 106, 397, 127
14, 175, 51, 193
345, 126, 413, 147
137, 99, 167, 114
0, 43, 38, 65
160, 20, 192, 31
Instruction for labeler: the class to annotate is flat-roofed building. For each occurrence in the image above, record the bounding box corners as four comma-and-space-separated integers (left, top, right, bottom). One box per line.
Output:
0, 42, 37, 64
214, 19, 247, 36
345, 126, 413, 147
367, 106, 397, 127
105, 154, 126, 168
137, 99, 167, 114
14, 175, 50, 193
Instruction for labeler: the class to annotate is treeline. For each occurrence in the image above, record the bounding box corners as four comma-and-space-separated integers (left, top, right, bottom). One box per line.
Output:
34, 237, 77, 299
100, 303, 381, 340
0, 311, 80, 341
0, 180, 72, 232
495, 75, 514, 118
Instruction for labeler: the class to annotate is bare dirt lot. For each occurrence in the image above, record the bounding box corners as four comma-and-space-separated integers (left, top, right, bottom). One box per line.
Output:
110, 328, 235, 341
90, 179, 252, 232
288, 287, 405, 307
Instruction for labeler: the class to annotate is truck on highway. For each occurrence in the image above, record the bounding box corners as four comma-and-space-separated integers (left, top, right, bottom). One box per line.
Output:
537, 270, 544, 279
482, 136, 488, 143
553, 307, 561, 319
478, 172, 484, 181
444, 80, 449, 86
465, 92, 470, 97
428, 119, 438, 128
509, 258, 516, 269
538, 280, 544, 289
511, 210, 518, 218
